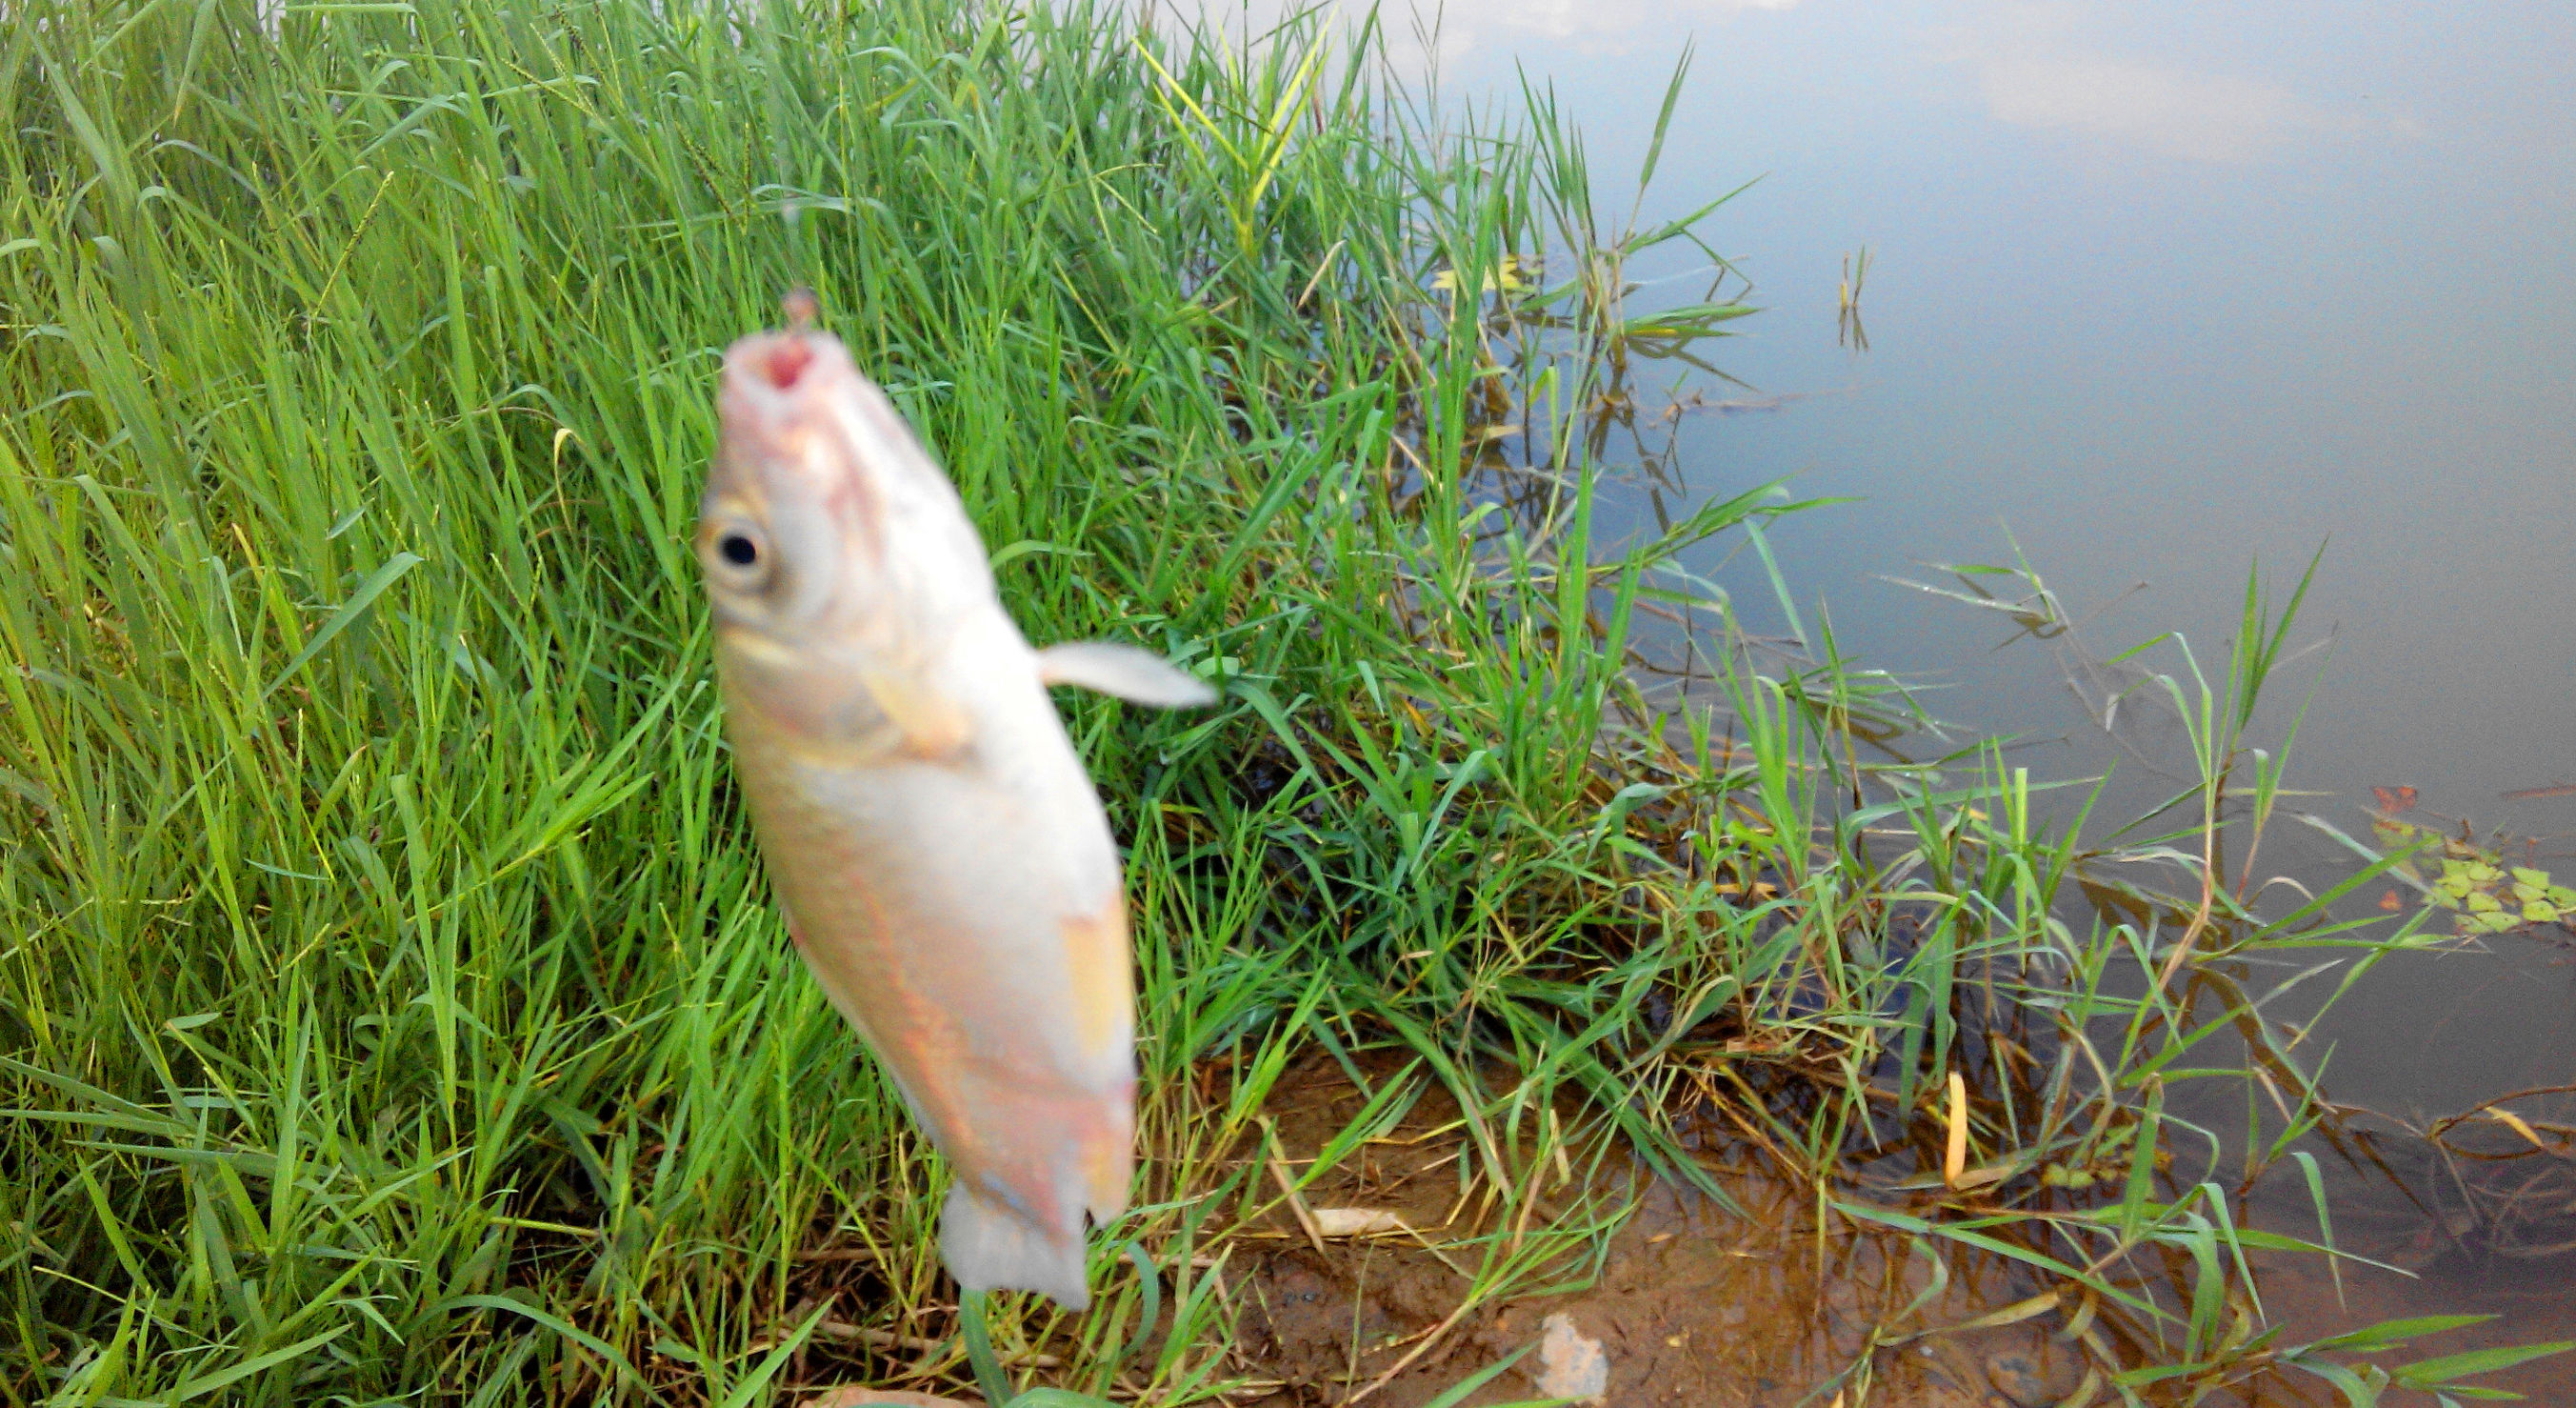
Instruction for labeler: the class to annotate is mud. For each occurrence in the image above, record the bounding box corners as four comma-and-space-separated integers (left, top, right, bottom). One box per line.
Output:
770, 1045, 2570, 1404
1221, 1056, 2099, 1408
1211, 1043, 2576, 1408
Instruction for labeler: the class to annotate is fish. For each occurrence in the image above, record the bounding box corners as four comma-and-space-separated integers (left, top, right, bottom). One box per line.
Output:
697, 297, 1214, 1309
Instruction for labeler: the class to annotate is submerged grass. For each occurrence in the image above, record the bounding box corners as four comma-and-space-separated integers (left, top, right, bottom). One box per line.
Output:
0, 1, 2563, 1404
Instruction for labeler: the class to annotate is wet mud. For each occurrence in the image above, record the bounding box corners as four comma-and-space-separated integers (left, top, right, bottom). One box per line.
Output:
1233, 1180, 2092, 1408
1221, 1050, 2576, 1407
1225, 1057, 2097, 1408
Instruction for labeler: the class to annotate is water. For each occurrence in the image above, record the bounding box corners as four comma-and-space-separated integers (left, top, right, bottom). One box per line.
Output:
1200, 0, 2576, 1390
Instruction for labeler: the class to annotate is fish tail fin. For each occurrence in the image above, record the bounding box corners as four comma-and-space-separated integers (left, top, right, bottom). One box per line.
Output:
941, 1181, 1091, 1311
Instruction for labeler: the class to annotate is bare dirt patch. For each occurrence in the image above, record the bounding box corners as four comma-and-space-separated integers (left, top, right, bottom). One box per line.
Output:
1219, 1056, 2097, 1408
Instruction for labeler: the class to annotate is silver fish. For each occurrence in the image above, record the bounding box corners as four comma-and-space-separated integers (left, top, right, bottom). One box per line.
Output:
698, 303, 1212, 1308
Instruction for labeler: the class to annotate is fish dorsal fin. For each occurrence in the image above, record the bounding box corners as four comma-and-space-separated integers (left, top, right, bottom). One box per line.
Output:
1035, 641, 1218, 708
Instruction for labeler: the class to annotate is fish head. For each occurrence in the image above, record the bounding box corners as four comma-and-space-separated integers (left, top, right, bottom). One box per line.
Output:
697, 324, 990, 660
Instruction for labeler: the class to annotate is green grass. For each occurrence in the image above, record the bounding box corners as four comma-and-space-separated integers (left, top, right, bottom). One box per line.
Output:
0, 1, 2565, 1404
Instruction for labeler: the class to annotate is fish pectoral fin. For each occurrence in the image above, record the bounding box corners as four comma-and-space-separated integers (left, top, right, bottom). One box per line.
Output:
1035, 641, 1218, 709
854, 663, 973, 759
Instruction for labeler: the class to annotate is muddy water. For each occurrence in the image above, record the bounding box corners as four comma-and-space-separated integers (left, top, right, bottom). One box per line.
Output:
1188, 0, 2576, 1390
2243, 1133, 2576, 1401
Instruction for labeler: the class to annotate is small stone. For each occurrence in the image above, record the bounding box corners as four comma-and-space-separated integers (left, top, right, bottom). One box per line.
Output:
1535, 1313, 1609, 1406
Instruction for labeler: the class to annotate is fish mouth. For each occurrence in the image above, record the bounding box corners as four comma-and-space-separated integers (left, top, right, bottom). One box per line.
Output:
737, 330, 824, 396
718, 328, 856, 439
733, 287, 834, 395
713, 329, 882, 528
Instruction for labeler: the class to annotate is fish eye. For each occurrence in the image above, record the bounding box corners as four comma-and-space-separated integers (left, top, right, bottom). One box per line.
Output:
701, 516, 774, 592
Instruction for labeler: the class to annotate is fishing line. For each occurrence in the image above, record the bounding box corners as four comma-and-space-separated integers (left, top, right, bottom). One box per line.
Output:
751, 0, 817, 286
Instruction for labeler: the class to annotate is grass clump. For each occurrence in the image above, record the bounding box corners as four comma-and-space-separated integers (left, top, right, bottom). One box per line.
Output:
0, 1, 2563, 1404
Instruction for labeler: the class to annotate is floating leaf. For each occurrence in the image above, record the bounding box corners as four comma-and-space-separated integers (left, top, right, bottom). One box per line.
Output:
2376, 818, 2428, 879
2391, 820, 2568, 934
1428, 252, 1532, 297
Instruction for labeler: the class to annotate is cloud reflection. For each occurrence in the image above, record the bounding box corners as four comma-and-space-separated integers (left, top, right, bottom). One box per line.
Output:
1975, 50, 2338, 162
1183, 1, 2379, 164
1941, 3, 2361, 163
1183, 0, 1802, 65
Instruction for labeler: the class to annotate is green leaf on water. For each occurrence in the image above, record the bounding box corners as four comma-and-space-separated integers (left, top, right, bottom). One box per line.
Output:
2511, 866, 2551, 888
2523, 903, 2559, 925
2473, 911, 2520, 935
2464, 890, 2501, 914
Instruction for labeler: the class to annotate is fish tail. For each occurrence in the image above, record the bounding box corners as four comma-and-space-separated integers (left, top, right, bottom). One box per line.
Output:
941, 1181, 1091, 1311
